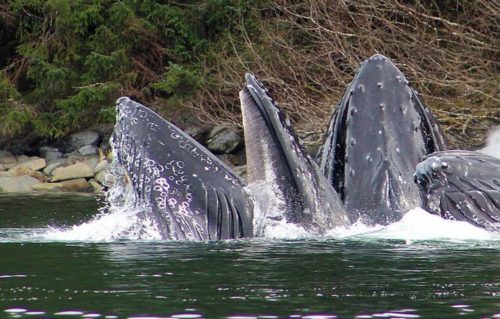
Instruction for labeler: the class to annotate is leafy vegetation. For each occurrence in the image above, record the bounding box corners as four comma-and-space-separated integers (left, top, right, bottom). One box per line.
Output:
0, 0, 265, 138
0, 0, 498, 148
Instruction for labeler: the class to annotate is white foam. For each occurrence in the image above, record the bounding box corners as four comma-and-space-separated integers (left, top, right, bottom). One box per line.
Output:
42, 166, 161, 242
331, 208, 497, 242
246, 178, 498, 241
43, 207, 161, 242
479, 125, 500, 159
245, 181, 314, 239
39, 158, 499, 243
261, 219, 311, 239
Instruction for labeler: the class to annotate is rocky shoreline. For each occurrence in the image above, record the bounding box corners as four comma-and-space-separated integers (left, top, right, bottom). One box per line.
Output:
1, 120, 497, 195
0, 124, 254, 194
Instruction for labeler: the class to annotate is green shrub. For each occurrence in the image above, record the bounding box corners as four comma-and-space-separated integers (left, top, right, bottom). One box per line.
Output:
1, 0, 267, 138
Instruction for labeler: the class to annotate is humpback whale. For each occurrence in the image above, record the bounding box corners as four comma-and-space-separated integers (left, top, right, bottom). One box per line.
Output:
317, 54, 446, 225
415, 151, 500, 232
111, 54, 500, 239
112, 74, 347, 240
112, 97, 253, 240
241, 73, 347, 233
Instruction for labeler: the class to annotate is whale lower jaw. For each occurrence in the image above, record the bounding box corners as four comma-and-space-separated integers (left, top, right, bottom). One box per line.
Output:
241, 74, 347, 233
113, 97, 253, 240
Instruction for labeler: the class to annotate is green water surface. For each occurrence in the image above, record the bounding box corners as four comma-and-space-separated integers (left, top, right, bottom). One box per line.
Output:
0, 194, 498, 319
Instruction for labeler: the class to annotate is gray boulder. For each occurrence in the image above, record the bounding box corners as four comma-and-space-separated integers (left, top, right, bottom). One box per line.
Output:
10, 156, 46, 172
0, 150, 17, 169
233, 165, 247, 180
94, 167, 114, 187
206, 125, 242, 154
65, 130, 100, 153
50, 161, 95, 182
32, 178, 93, 193
0, 176, 42, 192
39, 146, 63, 162
43, 159, 69, 176
78, 145, 99, 156
83, 157, 99, 170
93, 160, 109, 174
89, 179, 103, 192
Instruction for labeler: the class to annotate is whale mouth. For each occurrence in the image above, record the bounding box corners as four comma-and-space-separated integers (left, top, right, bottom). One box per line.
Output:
317, 54, 447, 225
240, 73, 347, 232
112, 97, 253, 240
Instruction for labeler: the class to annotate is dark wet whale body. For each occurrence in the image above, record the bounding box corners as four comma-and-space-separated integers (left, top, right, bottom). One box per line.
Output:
113, 75, 347, 240
112, 54, 500, 239
415, 151, 500, 232
113, 97, 252, 240
317, 54, 446, 225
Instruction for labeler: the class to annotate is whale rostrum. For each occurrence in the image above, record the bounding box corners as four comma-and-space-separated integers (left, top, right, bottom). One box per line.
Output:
317, 54, 446, 225
415, 150, 500, 232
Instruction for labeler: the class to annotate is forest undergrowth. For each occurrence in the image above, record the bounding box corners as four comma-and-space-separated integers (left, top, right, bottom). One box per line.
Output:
1, 0, 498, 149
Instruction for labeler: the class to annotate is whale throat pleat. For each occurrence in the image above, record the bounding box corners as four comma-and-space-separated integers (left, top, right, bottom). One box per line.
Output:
112, 97, 253, 240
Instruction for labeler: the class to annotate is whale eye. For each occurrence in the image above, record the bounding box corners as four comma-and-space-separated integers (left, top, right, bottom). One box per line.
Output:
441, 162, 448, 169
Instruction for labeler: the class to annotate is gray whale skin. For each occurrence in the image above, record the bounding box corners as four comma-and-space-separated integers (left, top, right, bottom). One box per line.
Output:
111, 54, 500, 239
113, 74, 348, 240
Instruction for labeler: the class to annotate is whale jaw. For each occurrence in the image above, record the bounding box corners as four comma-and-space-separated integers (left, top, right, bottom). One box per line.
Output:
112, 97, 253, 240
241, 73, 347, 233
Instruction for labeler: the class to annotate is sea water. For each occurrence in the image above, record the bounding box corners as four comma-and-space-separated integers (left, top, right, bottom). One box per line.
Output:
0, 129, 499, 318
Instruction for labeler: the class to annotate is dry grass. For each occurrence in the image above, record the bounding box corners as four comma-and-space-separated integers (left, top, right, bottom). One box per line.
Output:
187, 0, 499, 149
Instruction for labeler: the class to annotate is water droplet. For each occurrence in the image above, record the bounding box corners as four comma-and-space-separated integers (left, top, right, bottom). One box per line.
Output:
377, 82, 383, 88
350, 108, 357, 116
350, 138, 356, 146
441, 162, 448, 169
379, 103, 385, 110
358, 84, 365, 92
396, 75, 402, 82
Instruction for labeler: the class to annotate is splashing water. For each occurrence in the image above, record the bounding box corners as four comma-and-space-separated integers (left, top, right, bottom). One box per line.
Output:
41, 178, 499, 243
331, 208, 496, 241
479, 125, 500, 159
43, 164, 162, 241
245, 181, 311, 239
39, 128, 500, 243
